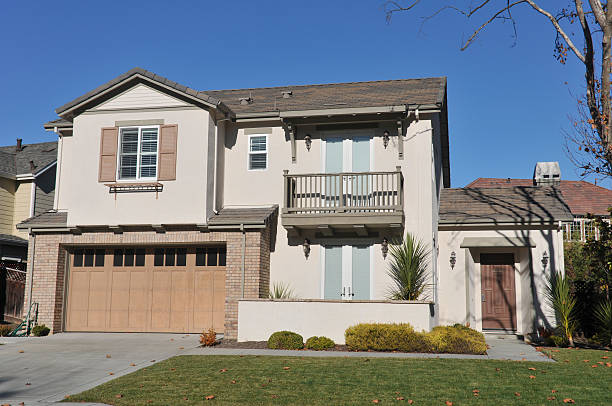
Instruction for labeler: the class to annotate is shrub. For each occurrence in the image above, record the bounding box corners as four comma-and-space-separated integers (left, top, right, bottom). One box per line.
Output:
0, 324, 15, 337
345, 323, 430, 353
200, 328, 217, 346
546, 271, 578, 346
594, 300, 612, 347
545, 334, 568, 347
427, 325, 487, 354
267, 331, 304, 350
269, 282, 296, 299
386, 234, 431, 300
344, 323, 487, 354
31, 324, 50, 337
305, 336, 335, 350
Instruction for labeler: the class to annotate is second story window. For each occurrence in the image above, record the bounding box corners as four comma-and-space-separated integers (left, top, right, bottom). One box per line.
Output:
248, 134, 268, 170
118, 126, 159, 180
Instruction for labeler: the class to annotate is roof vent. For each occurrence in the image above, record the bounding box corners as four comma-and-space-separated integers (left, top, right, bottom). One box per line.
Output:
239, 92, 254, 105
533, 161, 561, 186
29, 160, 36, 172
281, 90, 293, 99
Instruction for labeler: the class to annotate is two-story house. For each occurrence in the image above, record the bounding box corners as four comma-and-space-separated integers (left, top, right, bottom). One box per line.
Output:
18, 68, 570, 342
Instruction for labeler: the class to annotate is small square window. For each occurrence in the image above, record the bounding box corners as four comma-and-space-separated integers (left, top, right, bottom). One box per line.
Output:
95, 249, 105, 267
135, 249, 145, 266
113, 250, 123, 267
154, 249, 164, 266
124, 249, 135, 266
196, 248, 205, 266
177, 248, 187, 266
219, 247, 227, 266
84, 249, 94, 267
73, 249, 83, 267
165, 248, 175, 266
207, 248, 218, 266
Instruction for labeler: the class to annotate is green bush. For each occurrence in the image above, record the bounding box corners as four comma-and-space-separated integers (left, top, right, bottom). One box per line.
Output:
32, 324, 50, 337
427, 325, 487, 354
267, 331, 303, 350
305, 336, 335, 350
345, 323, 430, 353
0, 324, 15, 337
345, 323, 487, 354
546, 335, 568, 347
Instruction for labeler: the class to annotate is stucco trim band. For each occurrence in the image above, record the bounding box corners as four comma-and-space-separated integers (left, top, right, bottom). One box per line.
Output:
459, 237, 536, 248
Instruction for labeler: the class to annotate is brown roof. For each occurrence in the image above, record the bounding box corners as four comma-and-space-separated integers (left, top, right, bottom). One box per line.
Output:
204, 77, 446, 115
207, 206, 278, 226
439, 187, 573, 225
467, 178, 612, 216
17, 211, 68, 229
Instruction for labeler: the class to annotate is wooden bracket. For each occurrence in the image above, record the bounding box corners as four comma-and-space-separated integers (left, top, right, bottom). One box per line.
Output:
397, 119, 404, 160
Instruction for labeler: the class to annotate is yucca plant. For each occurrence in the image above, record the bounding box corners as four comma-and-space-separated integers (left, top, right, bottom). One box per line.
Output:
269, 282, 296, 299
545, 271, 578, 347
386, 233, 431, 300
594, 299, 612, 347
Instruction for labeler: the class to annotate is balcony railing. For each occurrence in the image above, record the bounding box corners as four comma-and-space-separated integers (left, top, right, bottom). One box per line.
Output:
283, 167, 403, 215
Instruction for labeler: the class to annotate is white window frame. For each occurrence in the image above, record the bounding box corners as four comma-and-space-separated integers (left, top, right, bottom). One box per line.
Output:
247, 134, 268, 171
116, 125, 160, 181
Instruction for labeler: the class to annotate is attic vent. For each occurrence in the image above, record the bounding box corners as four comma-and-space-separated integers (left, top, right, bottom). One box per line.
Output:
281, 91, 293, 99
239, 92, 254, 105
533, 161, 561, 186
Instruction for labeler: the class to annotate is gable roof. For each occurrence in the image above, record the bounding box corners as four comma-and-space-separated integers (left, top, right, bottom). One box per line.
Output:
439, 186, 573, 225
204, 77, 446, 116
0, 141, 57, 177
54, 67, 230, 118
16, 210, 67, 229
467, 178, 612, 217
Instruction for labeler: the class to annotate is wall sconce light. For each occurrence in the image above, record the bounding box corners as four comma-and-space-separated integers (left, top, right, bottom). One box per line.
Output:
304, 134, 312, 151
381, 238, 389, 259
450, 251, 456, 270
303, 239, 311, 259
542, 251, 549, 270
383, 130, 390, 149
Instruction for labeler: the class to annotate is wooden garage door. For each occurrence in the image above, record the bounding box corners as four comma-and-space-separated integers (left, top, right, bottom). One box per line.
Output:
65, 246, 226, 333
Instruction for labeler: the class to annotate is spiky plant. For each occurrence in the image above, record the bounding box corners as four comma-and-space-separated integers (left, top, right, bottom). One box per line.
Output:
545, 271, 578, 347
386, 233, 431, 301
594, 299, 612, 347
269, 282, 296, 299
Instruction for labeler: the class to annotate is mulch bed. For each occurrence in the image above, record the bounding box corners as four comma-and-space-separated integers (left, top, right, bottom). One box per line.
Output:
213, 339, 349, 351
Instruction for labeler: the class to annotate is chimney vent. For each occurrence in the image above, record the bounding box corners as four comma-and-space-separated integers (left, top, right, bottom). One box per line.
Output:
16, 138, 22, 151
533, 161, 561, 186
29, 160, 36, 172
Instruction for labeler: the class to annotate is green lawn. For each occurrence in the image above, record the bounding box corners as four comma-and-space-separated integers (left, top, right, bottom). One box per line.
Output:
65, 348, 611, 405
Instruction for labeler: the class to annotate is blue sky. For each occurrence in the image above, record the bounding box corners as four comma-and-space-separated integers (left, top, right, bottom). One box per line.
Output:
1, 1, 608, 188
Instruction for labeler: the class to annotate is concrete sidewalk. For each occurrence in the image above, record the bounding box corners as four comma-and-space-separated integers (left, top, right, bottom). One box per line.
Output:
0, 332, 200, 405
185, 335, 553, 362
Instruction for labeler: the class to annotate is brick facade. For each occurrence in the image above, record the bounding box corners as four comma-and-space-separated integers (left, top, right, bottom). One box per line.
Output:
23, 228, 271, 339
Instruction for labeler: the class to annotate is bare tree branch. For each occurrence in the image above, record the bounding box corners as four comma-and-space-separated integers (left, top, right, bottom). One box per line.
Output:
588, 0, 607, 28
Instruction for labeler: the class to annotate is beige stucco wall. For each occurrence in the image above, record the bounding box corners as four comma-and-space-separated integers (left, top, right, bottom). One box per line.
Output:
238, 299, 435, 343
222, 116, 441, 301
13, 180, 32, 238
0, 177, 15, 234
437, 226, 564, 335
58, 107, 217, 226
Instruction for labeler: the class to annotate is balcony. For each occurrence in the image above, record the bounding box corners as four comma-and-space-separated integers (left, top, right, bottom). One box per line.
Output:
282, 168, 404, 237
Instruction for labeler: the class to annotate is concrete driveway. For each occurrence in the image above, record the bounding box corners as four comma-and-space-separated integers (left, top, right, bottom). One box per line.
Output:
0, 332, 200, 405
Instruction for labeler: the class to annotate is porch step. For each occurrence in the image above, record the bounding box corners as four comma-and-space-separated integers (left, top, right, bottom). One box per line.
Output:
484, 331, 523, 341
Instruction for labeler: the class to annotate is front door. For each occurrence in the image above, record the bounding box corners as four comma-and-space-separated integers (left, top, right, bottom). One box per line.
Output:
480, 253, 517, 330
324, 246, 370, 300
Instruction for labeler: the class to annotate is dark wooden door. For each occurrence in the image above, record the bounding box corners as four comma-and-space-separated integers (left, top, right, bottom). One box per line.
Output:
481, 253, 516, 330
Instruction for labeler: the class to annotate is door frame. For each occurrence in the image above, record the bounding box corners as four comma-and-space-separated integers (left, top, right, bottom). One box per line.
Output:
320, 245, 374, 300
479, 252, 518, 331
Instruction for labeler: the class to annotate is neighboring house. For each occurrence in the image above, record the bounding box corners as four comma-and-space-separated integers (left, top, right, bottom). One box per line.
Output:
467, 162, 612, 242
17, 68, 569, 342
0, 139, 57, 320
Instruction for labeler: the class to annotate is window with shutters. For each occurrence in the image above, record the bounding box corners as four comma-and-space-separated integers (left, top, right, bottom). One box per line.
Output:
248, 134, 268, 171
117, 126, 159, 180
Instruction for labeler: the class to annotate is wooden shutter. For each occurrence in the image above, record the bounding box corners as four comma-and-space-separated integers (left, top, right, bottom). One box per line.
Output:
158, 124, 178, 181
99, 127, 118, 182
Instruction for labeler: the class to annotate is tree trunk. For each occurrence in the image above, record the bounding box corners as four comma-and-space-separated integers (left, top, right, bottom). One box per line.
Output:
602, 6, 612, 155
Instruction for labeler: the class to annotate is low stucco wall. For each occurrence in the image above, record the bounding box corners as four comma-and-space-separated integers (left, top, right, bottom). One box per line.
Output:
237, 299, 435, 344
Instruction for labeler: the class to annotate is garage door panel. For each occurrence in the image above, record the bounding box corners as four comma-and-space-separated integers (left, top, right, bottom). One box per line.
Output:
67, 246, 226, 333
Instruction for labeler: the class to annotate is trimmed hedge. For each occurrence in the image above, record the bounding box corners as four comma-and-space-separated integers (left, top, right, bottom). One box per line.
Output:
305, 336, 335, 350
267, 331, 304, 350
345, 323, 487, 355
32, 324, 50, 337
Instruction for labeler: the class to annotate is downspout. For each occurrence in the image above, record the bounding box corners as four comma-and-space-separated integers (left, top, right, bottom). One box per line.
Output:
26, 231, 35, 315
241, 224, 246, 299
53, 128, 63, 209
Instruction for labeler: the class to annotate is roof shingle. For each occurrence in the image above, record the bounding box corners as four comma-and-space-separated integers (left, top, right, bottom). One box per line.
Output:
439, 187, 573, 225
17, 211, 67, 229
208, 206, 278, 226
0, 141, 57, 176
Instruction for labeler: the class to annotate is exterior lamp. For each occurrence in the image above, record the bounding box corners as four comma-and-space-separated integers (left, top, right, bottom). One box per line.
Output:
383, 130, 390, 149
303, 239, 311, 259
304, 134, 312, 151
542, 251, 549, 270
381, 238, 389, 259
450, 251, 456, 270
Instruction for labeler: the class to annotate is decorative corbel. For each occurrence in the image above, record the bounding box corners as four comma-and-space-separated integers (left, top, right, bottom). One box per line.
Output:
397, 119, 404, 160
282, 119, 297, 163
